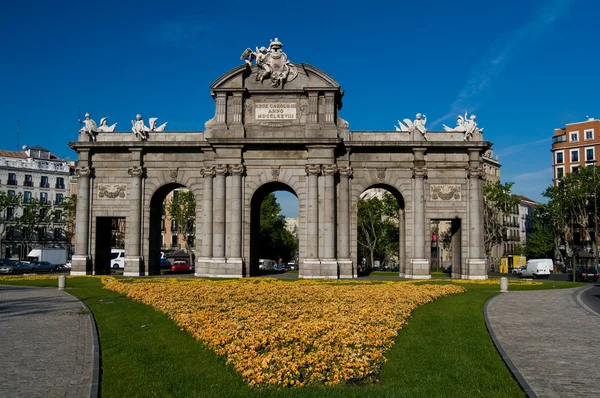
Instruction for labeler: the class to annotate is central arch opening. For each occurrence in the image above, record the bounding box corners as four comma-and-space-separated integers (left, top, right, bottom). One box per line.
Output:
249, 182, 299, 277
149, 183, 196, 275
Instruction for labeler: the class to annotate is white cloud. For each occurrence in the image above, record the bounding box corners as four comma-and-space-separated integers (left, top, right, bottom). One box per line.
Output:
496, 138, 551, 157
430, 0, 573, 128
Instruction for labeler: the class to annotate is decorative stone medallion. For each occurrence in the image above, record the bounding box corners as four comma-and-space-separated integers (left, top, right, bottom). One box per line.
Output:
430, 184, 461, 201
97, 184, 127, 199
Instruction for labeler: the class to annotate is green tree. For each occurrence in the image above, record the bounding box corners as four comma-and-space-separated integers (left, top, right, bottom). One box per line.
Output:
483, 181, 520, 257
167, 189, 196, 266
523, 204, 555, 259
259, 194, 297, 264
57, 195, 77, 256
357, 193, 400, 270
16, 198, 55, 259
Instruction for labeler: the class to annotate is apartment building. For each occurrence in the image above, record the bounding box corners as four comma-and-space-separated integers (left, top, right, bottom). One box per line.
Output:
0, 145, 71, 258
552, 117, 600, 182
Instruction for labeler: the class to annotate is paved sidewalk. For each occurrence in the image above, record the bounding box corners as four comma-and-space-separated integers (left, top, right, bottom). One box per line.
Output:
0, 285, 98, 398
486, 287, 600, 398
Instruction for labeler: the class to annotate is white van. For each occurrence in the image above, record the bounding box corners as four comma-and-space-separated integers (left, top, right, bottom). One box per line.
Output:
259, 259, 275, 271
110, 249, 125, 269
519, 259, 553, 279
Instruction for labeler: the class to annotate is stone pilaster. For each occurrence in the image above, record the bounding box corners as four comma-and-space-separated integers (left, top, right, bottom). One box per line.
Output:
338, 166, 354, 278
71, 157, 93, 275
304, 165, 321, 275
409, 148, 430, 279
213, 164, 228, 260
324, 93, 335, 124
197, 166, 215, 276
307, 92, 318, 124
320, 164, 338, 277
228, 164, 244, 260
215, 93, 226, 124
465, 149, 487, 279
399, 209, 406, 277
231, 93, 243, 124
124, 156, 144, 276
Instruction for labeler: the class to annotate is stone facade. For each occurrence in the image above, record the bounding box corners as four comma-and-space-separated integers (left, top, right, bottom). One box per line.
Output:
69, 61, 490, 279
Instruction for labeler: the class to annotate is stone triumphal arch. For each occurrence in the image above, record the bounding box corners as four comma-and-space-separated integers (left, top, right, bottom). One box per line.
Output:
70, 39, 489, 279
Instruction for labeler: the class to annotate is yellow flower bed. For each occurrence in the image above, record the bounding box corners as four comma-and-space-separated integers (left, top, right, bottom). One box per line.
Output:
102, 277, 464, 388
448, 279, 542, 286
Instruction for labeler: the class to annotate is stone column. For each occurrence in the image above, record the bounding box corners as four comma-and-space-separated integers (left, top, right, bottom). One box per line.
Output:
466, 149, 487, 279
338, 166, 354, 278
213, 164, 228, 260
71, 155, 92, 275
124, 161, 144, 276
409, 148, 430, 279
228, 164, 244, 264
307, 92, 319, 124
304, 165, 321, 277
320, 164, 337, 278
197, 166, 214, 276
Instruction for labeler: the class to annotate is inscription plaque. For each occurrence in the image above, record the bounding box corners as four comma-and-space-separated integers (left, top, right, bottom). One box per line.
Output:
255, 103, 297, 120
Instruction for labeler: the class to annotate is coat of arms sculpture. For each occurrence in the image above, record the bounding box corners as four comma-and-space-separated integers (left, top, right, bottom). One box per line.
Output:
241, 38, 298, 88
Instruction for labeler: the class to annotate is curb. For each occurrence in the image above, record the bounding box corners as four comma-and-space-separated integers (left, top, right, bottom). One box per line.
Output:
484, 294, 537, 398
73, 293, 101, 398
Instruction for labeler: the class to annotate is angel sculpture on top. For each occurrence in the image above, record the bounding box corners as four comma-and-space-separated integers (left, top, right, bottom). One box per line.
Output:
131, 114, 168, 140
79, 112, 98, 141
443, 112, 483, 141
240, 38, 298, 88
396, 113, 427, 141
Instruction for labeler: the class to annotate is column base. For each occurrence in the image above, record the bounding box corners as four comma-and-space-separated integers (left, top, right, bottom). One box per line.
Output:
124, 256, 145, 277
299, 259, 338, 279
338, 259, 355, 279
405, 258, 431, 279
461, 258, 488, 279
195, 258, 243, 278
71, 255, 91, 275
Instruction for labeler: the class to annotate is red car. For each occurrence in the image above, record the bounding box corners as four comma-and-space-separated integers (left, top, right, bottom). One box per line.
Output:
170, 261, 190, 272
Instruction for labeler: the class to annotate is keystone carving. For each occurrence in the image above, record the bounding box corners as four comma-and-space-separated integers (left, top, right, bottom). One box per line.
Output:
430, 185, 461, 201
376, 169, 386, 181
169, 168, 179, 181
271, 167, 280, 180
97, 184, 126, 199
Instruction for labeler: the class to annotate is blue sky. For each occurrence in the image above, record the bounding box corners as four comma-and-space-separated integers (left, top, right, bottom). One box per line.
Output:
1, 0, 598, 218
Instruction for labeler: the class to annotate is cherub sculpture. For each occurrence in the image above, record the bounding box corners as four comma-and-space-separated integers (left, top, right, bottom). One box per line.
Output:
131, 114, 150, 140
443, 112, 483, 140
396, 113, 427, 140
98, 117, 117, 132
78, 112, 98, 141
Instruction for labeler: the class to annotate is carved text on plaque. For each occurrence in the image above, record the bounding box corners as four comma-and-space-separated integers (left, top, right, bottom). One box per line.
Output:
430, 184, 461, 201
97, 184, 127, 199
255, 103, 297, 120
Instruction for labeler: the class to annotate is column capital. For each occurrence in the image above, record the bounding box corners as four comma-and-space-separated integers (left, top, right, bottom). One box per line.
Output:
466, 165, 484, 179
75, 166, 94, 178
128, 165, 145, 178
412, 167, 428, 179
201, 165, 215, 178
338, 166, 353, 178
305, 164, 321, 176
214, 164, 228, 176
322, 164, 338, 176
228, 164, 245, 176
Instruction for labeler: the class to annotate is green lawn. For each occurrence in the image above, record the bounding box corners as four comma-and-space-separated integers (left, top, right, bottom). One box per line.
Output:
0, 277, 583, 397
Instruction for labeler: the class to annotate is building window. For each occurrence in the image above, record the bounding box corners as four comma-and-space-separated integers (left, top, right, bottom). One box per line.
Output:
585, 129, 594, 140
570, 131, 579, 142
7, 173, 17, 185
24, 191, 32, 203
171, 220, 177, 230
54, 228, 62, 240
571, 165, 580, 173
6, 226, 14, 240
6, 207, 15, 221
552, 134, 567, 144
40, 176, 49, 188
555, 151, 564, 164
571, 149, 579, 162
40, 192, 48, 203
55, 177, 65, 189
55, 193, 63, 204
24, 174, 33, 187
171, 234, 178, 247
586, 147, 595, 162
7, 190, 15, 197
161, 219, 165, 231
54, 210, 62, 222
37, 227, 47, 240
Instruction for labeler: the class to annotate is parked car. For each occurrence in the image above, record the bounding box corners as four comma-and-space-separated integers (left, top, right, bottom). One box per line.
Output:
64, 260, 72, 269
512, 266, 526, 275
0, 261, 32, 274
171, 261, 190, 272
567, 267, 599, 282
29, 261, 57, 272
443, 266, 452, 274
159, 258, 171, 270
519, 259, 552, 279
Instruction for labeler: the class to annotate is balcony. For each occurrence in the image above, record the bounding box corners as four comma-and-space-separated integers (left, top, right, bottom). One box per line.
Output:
55, 183, 65, 189
552, 134, 567, 144
24, 180, 33, 187
39, 183, 50, 188
7, 179, 17, 186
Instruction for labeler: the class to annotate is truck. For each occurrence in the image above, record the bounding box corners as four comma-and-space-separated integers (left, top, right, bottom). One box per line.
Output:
27, 248, 68, 266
